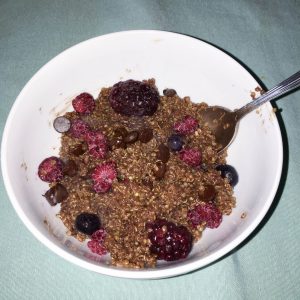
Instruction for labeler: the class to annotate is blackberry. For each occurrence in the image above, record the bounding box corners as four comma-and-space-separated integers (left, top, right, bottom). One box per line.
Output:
146, 219, 192, 261
75, 213, 101, 235
109, 80, 160, 116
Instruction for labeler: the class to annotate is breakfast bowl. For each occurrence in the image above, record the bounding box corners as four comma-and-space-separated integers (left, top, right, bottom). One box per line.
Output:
1, 30, 283, 279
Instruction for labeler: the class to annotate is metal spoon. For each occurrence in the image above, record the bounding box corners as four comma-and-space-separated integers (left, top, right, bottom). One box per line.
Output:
199, 70, 300, 153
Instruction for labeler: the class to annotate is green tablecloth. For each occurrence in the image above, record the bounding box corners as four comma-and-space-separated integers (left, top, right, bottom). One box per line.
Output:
1, 0, 299, 299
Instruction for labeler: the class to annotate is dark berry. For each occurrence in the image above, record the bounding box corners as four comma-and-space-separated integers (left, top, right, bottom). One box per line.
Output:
167, 134, 184, 151
174, 115, 198, 135
53, 116, 71, 133
91, 162, 117, 193
109, 80, 160, 116
163, 88, 177, 97
179, 148, 202, 167
69, 119, 91, 139
188, 203, 222, 229
38, 156, 63, 183
75, 213, 101, 235
43, 183, 68, 206
216, 164, 239, 187
72, 93, 95, 115
146, 219, 193, 261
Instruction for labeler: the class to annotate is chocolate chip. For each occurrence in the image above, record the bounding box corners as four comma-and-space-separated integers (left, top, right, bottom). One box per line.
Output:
199, 185, 217, 202
163, 89, 177, 97
153, 161, 167, 180
43, 183, 68, 206
110, 136, 127, 149
71, 142, 88, 156
156, 144, 170, 163
114, 126, 128, 138
124, 131, 139, 144
53, 116, 71, 133
139, 128, 153, 143
63, 160, 78, 176
142, 175, 153, 189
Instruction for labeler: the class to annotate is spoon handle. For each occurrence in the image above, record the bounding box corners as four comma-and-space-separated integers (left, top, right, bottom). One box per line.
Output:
236, 70, 300, 119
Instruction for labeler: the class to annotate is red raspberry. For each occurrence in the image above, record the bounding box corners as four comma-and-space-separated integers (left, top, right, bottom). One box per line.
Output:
174, 115, 198, 135
91, 162, 117, 193
179, 148, 202, 166
91, 228, 107, 242
69, 119, 91, 139
87, 228, 108, 256
146, 219, 193, 261
87, 240, 108, 256
72, 93, 95, 115
38, 156, 63, 183
85, 130, 108, 159
187, 203, 222, 229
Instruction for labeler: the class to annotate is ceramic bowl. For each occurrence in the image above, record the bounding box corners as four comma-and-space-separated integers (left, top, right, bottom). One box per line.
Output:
1, 30, 283, 279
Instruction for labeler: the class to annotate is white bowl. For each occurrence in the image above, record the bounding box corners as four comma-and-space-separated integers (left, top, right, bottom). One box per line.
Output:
1, 30, 283, 279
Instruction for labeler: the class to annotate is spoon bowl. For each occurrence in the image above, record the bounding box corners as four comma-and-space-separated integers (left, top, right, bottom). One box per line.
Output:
201, 71, 300, 152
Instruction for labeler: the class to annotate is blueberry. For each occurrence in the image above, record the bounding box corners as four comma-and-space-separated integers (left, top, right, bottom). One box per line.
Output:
75, 213, 101, 235
216, 164, 239, 187
167, 134, 184, 151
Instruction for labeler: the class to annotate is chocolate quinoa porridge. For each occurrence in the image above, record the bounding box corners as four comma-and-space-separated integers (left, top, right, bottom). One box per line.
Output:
38, 79, 238, 268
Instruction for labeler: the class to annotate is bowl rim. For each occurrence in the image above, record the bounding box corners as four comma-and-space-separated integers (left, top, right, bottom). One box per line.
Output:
1, 30, 283, 279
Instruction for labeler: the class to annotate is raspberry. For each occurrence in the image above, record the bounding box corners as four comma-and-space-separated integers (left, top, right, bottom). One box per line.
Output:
174, 115, 198, 135
91, 228, 107, 242
91, 162, 117, 193
109, 80, 160, 116
85, 130, 108, 159
72, 93, 95, 115
69, 119, 91, 139
146, 219, 193, 261
38, 156, 63, 183
187, 203, 222, 229
87, 240, 108, 256
179, 148, 202, 166
88, 228, 108, 256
